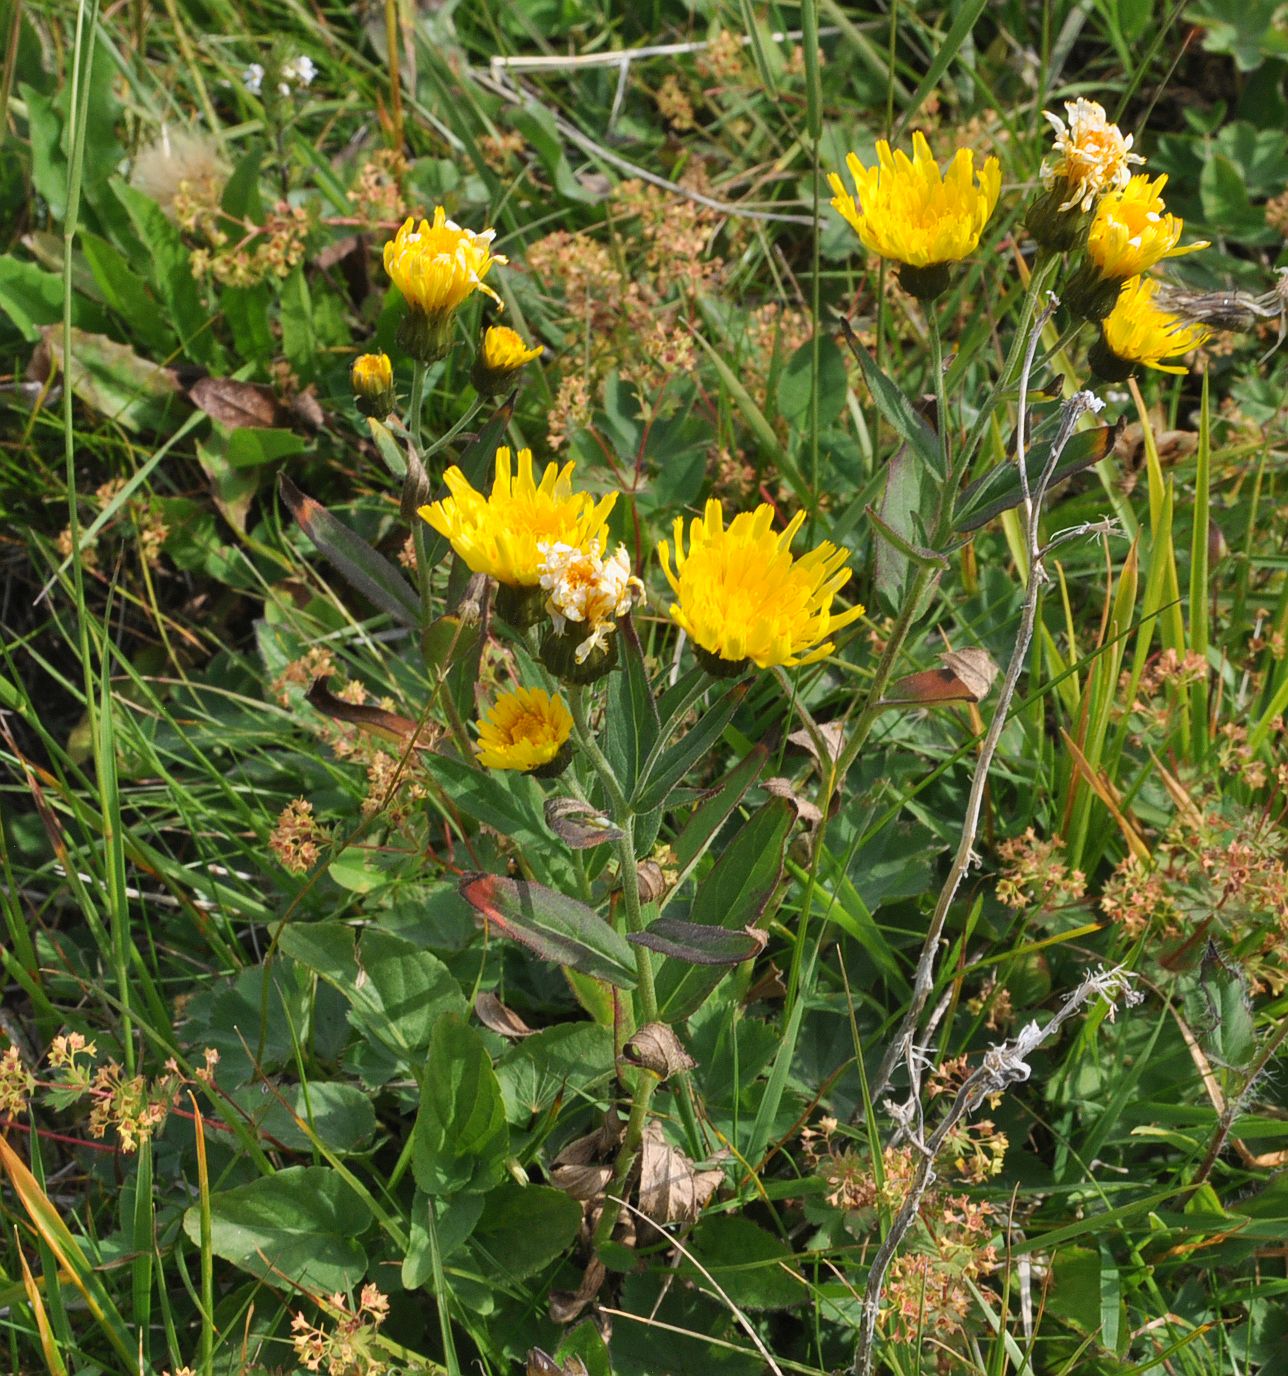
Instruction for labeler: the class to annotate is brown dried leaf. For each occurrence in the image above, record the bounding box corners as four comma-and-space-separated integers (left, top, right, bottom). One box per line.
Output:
189, 375, 287, 429
943, 647, 1000, 699
623, 1023, 696, 1080
787, 721, 846, 767
543, 796, 625, 850
1114, 420, 1197, 476
289, 386, 325, 430
744, 960, 787, 1003
306, 678, 437, 750
548, 1256, 607, 1325
550, 1162, 614, 1202
637, 1121, 724, 1224
762, 777, 823, 827
634, 859, 667, 903
884, 646, 1000, 707
474, 991, 535, 1039
551, 1111, 623, 1172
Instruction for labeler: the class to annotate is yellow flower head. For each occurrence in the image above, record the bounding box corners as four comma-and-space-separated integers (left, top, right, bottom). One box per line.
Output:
1097, 276, 1211, 377
1087, 174, 1206, 281
1041, 99, 1144, 212
351, 351, 392, 395
473, 325, 543, 396
474, 686, 572, 773
418, 447, 617, 589
480, 325, 543, 372
657, 501, 865, 672
827, 131, 1002, 270
383, 207, 506, 316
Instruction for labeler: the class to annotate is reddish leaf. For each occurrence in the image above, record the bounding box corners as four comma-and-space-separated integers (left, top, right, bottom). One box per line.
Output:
459, 874, 637, 988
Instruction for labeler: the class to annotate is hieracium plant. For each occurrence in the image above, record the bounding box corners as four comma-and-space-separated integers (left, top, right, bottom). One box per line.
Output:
286, 97, 1209, 1367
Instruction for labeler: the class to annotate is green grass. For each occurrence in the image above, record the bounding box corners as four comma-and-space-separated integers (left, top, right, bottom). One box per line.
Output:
2, 1, 1288, 1374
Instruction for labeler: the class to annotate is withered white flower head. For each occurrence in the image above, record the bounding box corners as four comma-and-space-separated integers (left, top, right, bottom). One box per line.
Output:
1041, 98, 1144, 212
538, 539, 645, 663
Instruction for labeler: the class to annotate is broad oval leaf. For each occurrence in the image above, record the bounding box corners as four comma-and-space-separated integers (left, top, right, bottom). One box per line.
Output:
459, 874, 638, 988
184, 1166, 370, 1292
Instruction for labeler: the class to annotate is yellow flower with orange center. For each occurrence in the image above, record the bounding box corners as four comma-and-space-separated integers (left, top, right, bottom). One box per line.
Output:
1092, 276, 1211, 379
828, 132, 1001, 296
418, 448, 616, 589
657, 501, 864, 673
474, 687, 572, 775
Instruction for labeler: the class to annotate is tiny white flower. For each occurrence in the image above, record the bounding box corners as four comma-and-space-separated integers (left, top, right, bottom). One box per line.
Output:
282, 55, 317, 88
243, 62, 265, 95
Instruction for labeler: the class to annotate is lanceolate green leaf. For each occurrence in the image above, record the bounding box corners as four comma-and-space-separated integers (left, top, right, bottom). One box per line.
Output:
632, 682, 748, 813
952, 421, 1122, 533
656, 798, 794, 1021
839, 320, 943, 478
279, 475, 420, 627
604, 615, 661, 799
628, 917, 766, 965
458, 874, 638, 988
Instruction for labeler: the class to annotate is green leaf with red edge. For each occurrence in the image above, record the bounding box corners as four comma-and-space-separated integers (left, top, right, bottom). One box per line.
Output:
458, 874, 638, 988
279, 475, 420, 627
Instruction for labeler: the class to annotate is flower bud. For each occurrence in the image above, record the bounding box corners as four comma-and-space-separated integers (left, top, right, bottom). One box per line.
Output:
472, 325, 544, 397
351, 352, 395, 418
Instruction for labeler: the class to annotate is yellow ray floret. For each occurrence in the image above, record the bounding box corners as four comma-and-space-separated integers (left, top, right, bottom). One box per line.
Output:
1102, 276, 1211, 374
1087, 174, 1207, 281
657, 501, 865, 670
383, 207, 506, 317
474, 687, 572, 772
827, 131, 1002, 268
480, 325, 543, 371
418, 448, 617, 588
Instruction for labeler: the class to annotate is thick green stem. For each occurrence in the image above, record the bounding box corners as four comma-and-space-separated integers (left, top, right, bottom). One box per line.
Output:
407, 362, 436, 648
833, 254, 1059, 791
928, 312, 951, 478
567, 687, 657, 1022
568, 685, 630, 819
615, 823, 658, 1025
567, 683, 661, 1249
